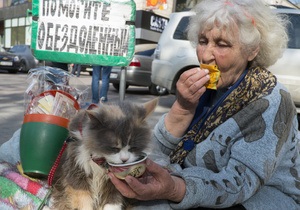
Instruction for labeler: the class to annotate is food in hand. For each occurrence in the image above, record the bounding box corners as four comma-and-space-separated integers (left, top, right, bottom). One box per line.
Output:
200, 63, 221, 90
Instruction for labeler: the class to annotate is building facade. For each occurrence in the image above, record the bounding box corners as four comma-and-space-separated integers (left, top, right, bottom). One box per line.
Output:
0, 1, 33, 48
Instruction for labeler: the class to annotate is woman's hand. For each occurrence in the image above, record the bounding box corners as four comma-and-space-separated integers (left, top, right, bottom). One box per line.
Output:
108, 159, 186, 203
176, 67, 209, 111
164, 67, 210, 137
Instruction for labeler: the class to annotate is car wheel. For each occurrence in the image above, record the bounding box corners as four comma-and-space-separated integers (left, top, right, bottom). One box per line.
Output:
149, 83, 168, 95
20, 60, 28, 72
112, 83, 129, 90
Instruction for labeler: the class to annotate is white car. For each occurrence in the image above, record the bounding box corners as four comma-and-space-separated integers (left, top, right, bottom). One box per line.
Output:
151, 7, 300, 115
151, 11, 198, 95
269, 7, 300, 113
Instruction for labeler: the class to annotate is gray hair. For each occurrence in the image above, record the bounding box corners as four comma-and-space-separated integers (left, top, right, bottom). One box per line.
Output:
187, 0, 289, 68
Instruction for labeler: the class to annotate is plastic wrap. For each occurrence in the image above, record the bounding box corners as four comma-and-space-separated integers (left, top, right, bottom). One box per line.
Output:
24, 66, 89, 119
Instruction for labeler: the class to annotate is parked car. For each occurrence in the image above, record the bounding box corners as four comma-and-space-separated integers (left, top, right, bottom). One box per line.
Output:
151, 11, 198, 95
269, 6, 300, 114
151, 7, 300, 114
8, 44, 39, 72
0, 46, 21, 73
110, 44, 168, 95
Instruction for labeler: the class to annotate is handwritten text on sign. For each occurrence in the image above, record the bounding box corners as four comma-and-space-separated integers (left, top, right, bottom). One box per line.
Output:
37, 0, 133, 57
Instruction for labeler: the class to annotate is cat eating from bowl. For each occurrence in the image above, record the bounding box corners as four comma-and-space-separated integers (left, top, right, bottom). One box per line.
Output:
50, 98, 158, 210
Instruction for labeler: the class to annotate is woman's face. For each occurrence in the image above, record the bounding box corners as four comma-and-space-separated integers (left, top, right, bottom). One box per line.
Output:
197, 23, 256, 89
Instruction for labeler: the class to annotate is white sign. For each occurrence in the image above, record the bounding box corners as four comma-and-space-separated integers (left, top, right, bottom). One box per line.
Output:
32, 0, 136, 66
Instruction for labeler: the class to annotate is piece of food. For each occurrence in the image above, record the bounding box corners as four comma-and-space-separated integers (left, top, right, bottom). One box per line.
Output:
200, 63, 221, 90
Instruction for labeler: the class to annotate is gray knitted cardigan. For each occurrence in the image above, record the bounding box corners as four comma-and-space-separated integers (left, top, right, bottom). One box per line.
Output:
153, 82, 300, 210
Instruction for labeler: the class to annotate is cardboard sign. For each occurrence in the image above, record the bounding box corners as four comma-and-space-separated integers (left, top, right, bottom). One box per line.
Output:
31, 0, 136, 66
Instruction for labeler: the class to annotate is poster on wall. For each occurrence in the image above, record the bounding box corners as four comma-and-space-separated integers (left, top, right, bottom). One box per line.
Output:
31, 0, 136, 66
146, 0, 167, 10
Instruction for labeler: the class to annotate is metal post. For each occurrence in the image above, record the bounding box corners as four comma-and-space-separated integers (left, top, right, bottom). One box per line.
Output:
119, 66, 127, 101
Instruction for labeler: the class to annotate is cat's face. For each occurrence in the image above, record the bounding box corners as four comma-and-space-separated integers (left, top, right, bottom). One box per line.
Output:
85, 114, 150, 164
68, 99, 158, 165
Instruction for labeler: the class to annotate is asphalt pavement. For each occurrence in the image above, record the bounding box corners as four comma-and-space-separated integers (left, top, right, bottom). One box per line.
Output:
0, 70, 176, 146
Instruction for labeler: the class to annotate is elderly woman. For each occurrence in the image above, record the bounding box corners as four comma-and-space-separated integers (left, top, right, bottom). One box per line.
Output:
109, 0, 300, 209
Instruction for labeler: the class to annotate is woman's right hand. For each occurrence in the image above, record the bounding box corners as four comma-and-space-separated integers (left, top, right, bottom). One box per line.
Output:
176, 67, 210, 111
164, 67, 210, 137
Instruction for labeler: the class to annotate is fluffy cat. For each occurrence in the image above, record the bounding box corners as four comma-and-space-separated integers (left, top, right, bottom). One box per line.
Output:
50, 98, 158, 210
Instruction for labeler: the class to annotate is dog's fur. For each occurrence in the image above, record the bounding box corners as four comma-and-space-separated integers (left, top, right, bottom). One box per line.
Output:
50, 98, 158, 210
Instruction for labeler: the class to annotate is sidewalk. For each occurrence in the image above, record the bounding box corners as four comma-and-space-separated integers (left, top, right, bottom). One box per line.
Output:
0, 71, 174, 145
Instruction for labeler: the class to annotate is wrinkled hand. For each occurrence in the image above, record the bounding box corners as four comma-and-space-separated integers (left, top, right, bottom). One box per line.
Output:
108, 159, 186, 203
176, 67, 209, 111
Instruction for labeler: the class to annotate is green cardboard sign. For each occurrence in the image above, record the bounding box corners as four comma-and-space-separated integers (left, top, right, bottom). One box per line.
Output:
31, 0, 136, 66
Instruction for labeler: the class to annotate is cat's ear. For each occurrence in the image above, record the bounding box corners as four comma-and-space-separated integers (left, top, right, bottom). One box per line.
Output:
143, 97, 159, 119
86, 109, 101, 123
68, 110, 88, 133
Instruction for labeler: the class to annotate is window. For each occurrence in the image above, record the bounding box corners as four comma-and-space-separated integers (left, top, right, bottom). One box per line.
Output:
11, 26, 25, 46
173, 16, 191, 40
287, 13, 300, 49
10, 0, 28, 6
